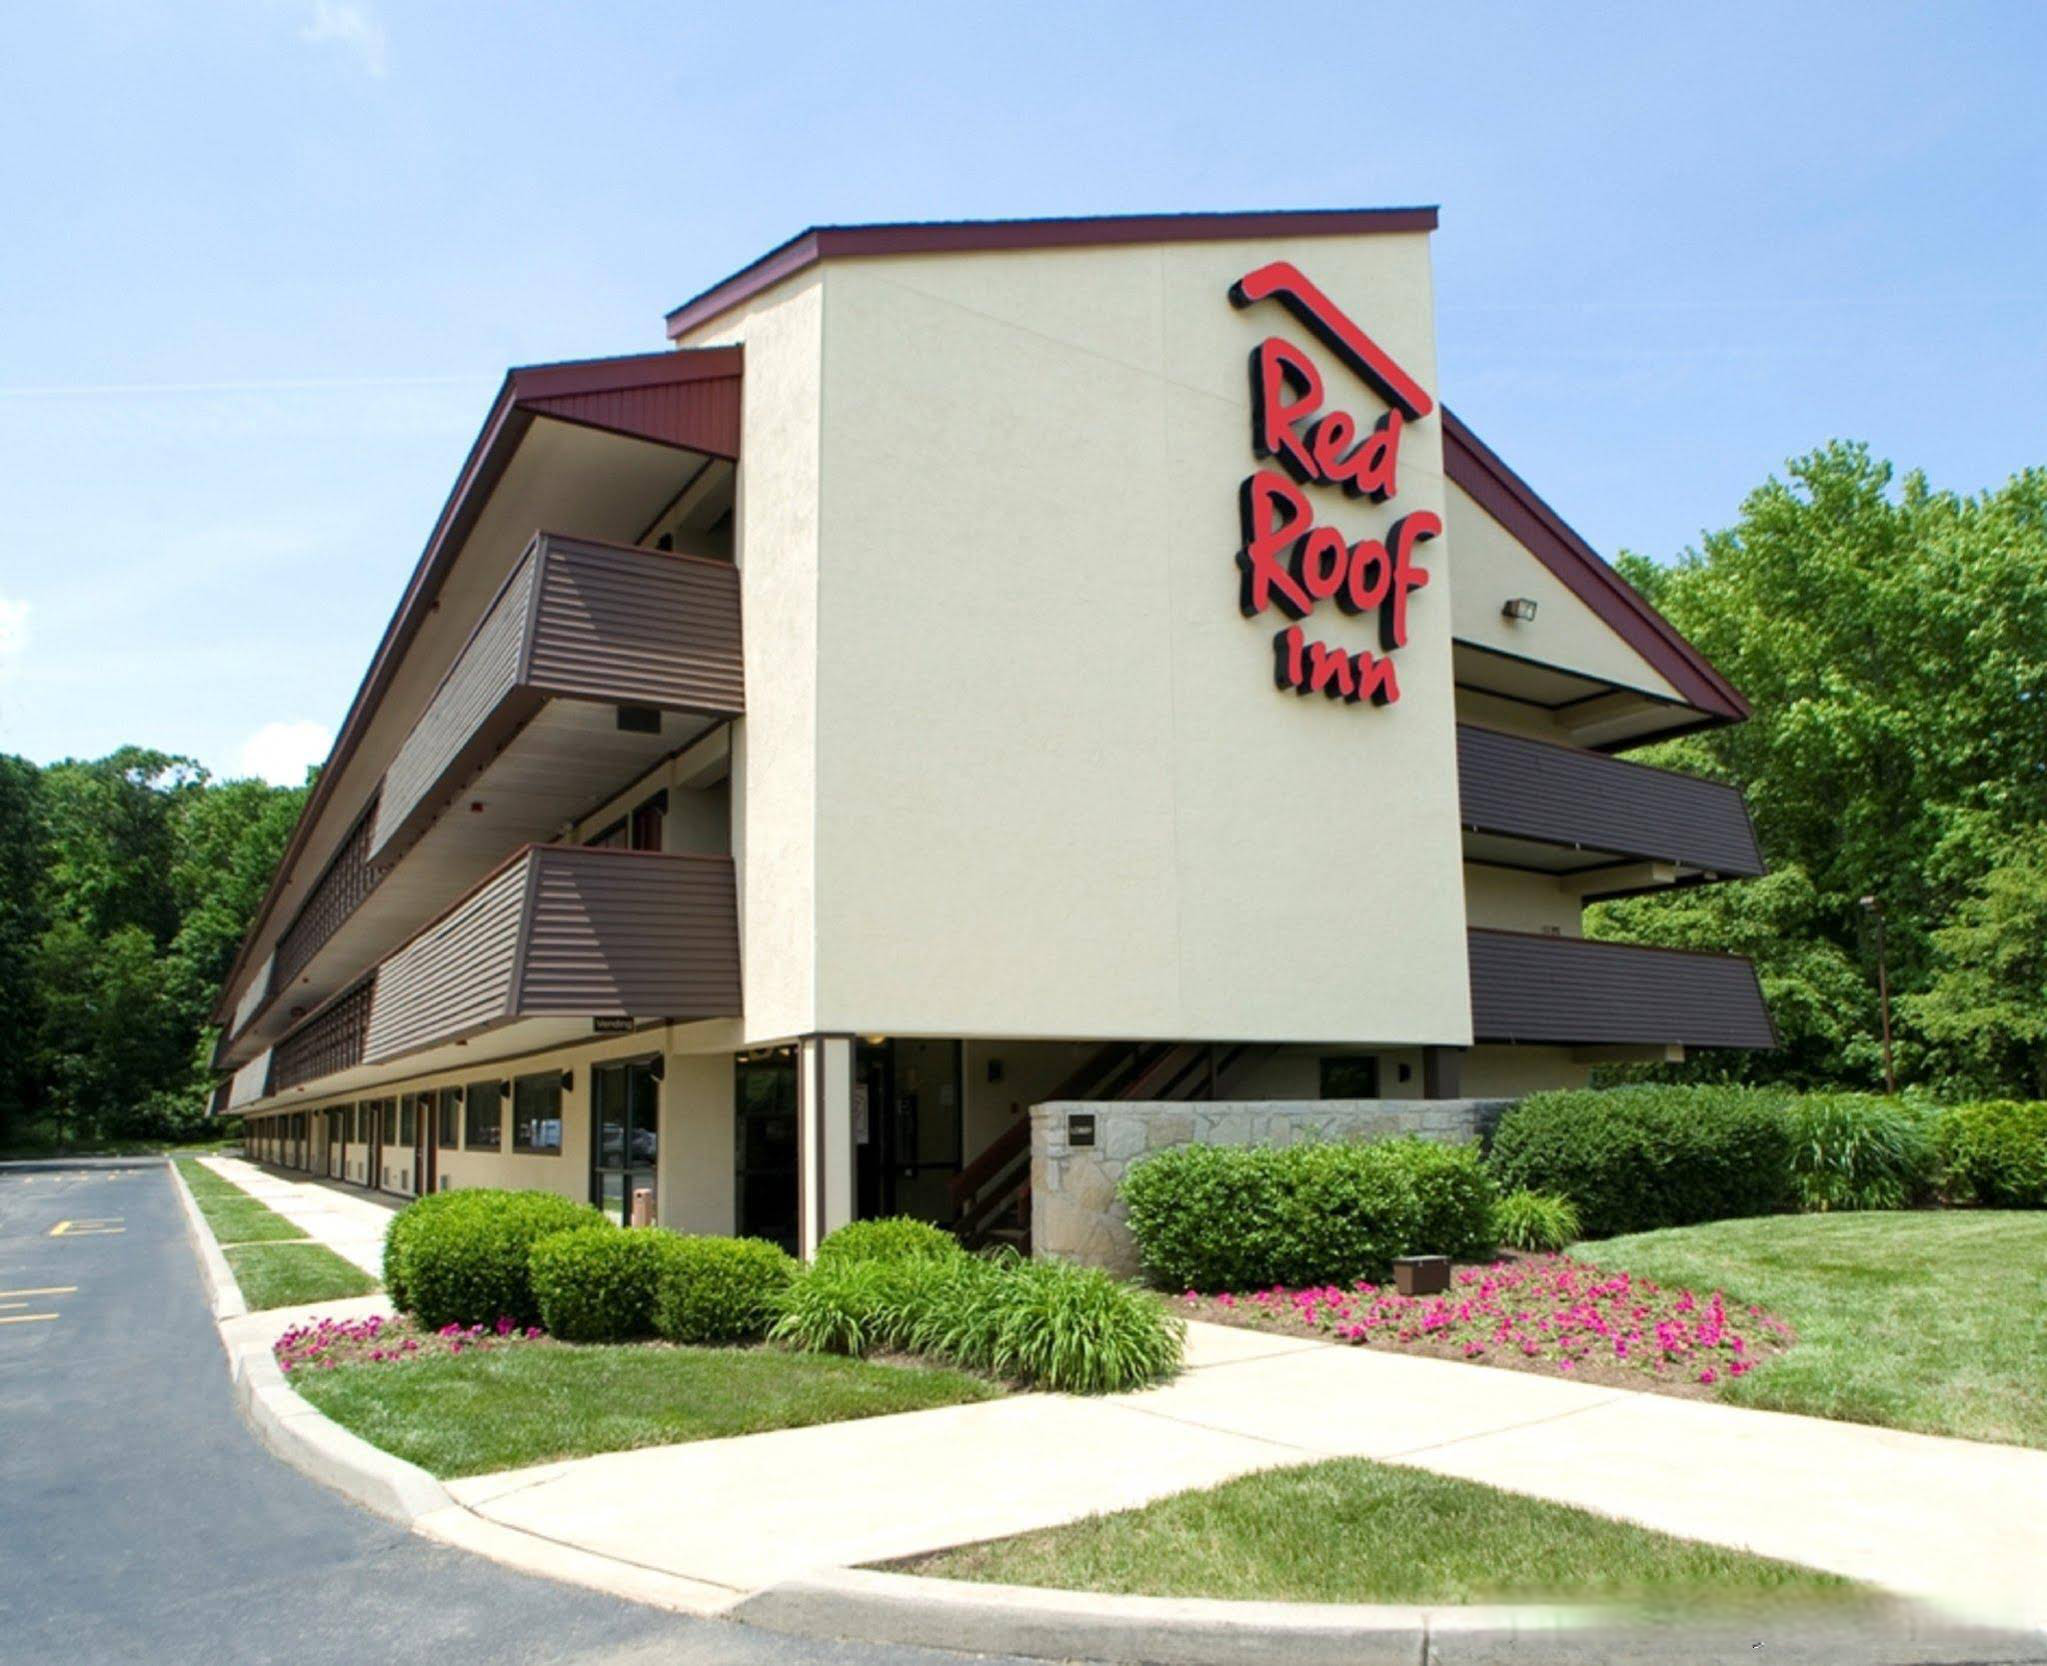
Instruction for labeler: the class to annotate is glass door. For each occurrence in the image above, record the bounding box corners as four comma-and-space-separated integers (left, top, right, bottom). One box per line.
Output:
854, 1039, 963, 1223
591, 1059, 660, 1226
734, 1047, 798, 1252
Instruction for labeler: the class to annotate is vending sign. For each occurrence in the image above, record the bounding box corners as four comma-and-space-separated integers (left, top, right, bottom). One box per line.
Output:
1229, 262, 1441, 707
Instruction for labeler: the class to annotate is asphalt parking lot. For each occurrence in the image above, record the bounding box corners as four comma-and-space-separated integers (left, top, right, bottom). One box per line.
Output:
0, 1160, 1017, 1666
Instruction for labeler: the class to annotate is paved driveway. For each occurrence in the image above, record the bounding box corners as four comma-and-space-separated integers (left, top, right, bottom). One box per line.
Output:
0, 1161, 1014, 1666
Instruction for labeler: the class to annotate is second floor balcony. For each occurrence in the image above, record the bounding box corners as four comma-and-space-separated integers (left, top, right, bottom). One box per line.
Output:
222, 532, 742, 1067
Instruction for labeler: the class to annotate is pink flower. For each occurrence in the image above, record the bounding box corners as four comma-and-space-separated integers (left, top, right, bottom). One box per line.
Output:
1698, 1367, 1718, 1385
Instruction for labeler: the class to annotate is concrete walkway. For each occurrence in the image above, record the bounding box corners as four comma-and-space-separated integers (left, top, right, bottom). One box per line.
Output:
200, 1154, 395, 1278
206, 1168, 2047, 1631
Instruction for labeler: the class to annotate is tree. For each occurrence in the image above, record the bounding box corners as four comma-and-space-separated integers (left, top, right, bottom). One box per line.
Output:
1903, 824, 2047, 1100
0, 756, 49, 1138
1596, 443, 2047, 1095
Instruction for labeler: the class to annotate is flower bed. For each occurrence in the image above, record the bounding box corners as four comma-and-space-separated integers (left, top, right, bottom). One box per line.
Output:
275, 1312, 544, 1374
1180, 1255, 1796, 1397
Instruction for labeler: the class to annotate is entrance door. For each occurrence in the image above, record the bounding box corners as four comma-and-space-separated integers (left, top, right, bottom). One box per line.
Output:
591, 1059, 660, 1226
327, 1109, 344, 1179
855, 1039, 963, 1223
734, 1048, 798, 1252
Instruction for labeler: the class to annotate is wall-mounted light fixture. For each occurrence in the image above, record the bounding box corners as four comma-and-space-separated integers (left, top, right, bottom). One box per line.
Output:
1501, 597, 1539, 622
560, 1070, 575, 1092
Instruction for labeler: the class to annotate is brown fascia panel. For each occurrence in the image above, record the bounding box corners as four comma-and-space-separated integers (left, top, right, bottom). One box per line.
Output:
1441, 411, 1749, 725
212, 346, 741, 1024
1467, 928, 1778, 1050
663, 206, 1441, 339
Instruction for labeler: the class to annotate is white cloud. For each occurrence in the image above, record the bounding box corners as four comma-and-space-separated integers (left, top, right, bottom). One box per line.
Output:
0, 596, 26, 679
301, 0, 388, 76
240, 719, 332, 787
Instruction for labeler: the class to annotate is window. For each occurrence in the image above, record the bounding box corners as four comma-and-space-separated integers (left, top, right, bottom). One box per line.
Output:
513, 1073, 563, 1155
464, 1081, 503, 1150
436, 1088, 461, 1151
398, 1095, 417, 1145
1319, 1056, 1381, 1099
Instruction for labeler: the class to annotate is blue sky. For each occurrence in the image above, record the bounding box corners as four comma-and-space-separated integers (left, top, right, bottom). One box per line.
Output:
2, 1, 2042, 782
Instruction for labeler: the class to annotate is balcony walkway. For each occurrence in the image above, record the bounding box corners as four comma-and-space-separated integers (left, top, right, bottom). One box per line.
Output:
218, 1163, 2047, 1630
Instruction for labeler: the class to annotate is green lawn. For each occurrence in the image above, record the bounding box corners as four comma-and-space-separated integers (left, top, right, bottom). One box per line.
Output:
225, 1242, 380, 1309
1587, 1211, 2047, 1449
894, 1458, 1861, 1609
294, 1344, 1005, 1478
175, 1157, 382, 1309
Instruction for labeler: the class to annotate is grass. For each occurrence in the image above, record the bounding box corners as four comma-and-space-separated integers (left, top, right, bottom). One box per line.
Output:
1587, 1211, 2047, 1449
293, 1344, 1005, 1478
893, 1457, 1862, 1609
175, 1156, 382, 1310
225, 1242, 380, 1309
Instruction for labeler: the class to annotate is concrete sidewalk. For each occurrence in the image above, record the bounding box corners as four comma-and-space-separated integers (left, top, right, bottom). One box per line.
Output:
197, 1171, 2047, 1631
445, 1320, 2047, 1628
199, 1154, 396, 1278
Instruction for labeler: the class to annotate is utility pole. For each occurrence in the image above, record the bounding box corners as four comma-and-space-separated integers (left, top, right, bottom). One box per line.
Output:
1861, 895, 1896, 1095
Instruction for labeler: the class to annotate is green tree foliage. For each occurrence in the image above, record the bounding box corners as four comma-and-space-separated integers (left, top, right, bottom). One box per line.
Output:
0, 748, 306, 1147
1591, 442, 2047, 1096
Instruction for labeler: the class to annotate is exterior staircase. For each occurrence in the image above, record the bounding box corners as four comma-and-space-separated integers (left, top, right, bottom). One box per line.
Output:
949, 1040, 1273, 1252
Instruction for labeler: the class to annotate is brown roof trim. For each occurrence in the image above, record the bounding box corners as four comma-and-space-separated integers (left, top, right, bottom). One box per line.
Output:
1441, 409, 1749, 724
212, 347, 741, 1022
663, 207, 1440, 340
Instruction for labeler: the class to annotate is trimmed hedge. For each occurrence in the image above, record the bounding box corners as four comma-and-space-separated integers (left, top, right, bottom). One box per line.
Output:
1488, 1087, 1793, 1239
1119, 1137, 1497, 1292
1936, 1100, 2047, 1208
530, 1226, 665, 1342
770, 1248, 1183, 1394
812, 1216, 963, 1268
394, 1190, 610, 1329
653, 1235, 797, 1343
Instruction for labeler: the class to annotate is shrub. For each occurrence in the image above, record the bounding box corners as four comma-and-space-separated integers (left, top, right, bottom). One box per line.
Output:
529, 1226, 667, 1342
383, 1189, 479, 1313
652, 1235, 797, 1343
1935, 1100, 2047, 1208
812, 1216, 963, 1268
1783, 1094, 1938, 1212
399, 1189, 610, 1329
1488, 1087, 1794, 1238
1119, 1138, 1498, 1292
1493, 1190, 1582, 1252
770, 1248, 1182, 1393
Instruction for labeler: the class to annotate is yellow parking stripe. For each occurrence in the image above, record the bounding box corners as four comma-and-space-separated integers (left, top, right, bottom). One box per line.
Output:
0, 1313, 57, 1325
0, 1286, 75, 1299
48, 1219, 124, 1236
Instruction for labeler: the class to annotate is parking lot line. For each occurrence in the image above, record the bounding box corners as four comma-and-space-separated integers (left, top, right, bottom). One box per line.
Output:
0, 1286, 77, 1299
48, 1219, 124, 1236
0, 1313, 58, 1325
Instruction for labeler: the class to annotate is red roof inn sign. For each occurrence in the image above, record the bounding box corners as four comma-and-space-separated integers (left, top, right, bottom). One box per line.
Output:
1230, 262, 1441, 708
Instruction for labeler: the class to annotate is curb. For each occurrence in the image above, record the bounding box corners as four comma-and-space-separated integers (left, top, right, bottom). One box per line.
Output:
168, 1157, 247, 1322
730, 1568, 2046, 1666
228, 1337, 454, 1524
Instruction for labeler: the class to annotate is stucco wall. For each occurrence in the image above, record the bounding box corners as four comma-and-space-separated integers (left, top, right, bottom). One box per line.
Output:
1030, 1097, 1512, 1278
798, 234, 1470, 1048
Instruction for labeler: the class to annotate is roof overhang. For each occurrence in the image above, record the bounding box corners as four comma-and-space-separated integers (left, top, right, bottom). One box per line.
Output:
213, 347, 741, 1025
1442, 409, 1748, 744
665, 206, 1439, 340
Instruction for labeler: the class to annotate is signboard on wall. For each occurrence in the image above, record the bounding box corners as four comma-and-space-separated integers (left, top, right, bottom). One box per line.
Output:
1229, 262, 1441, 708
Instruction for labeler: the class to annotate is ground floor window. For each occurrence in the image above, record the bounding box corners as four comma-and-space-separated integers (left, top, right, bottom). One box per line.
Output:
1319, 1055, 1381, 1099
591, 1058, 659, 1225
464, 1080, 502, 1149
436, 1088, 461, 1152
734, 1047, 798, 1253
513, 1073, 563, 1154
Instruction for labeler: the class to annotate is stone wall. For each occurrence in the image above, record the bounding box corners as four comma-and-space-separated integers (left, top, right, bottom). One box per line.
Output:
1030, 1098, 1512, 1278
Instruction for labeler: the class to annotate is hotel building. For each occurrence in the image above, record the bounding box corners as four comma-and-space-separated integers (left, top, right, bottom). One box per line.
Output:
217, 207, 1774, 1257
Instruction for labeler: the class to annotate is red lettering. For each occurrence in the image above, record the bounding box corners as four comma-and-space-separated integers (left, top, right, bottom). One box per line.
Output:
1341, 538, 1390, 616
1249, 338, 1321, 481
1305, 638, 1356, 700
1236, 471, 1314, 617
1274, 624, 1307, 689
1355, 650, 1400, 706
1292, 525, 1348, 602
1345, 409, 1402, 502
1379, 511, 1441, 650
